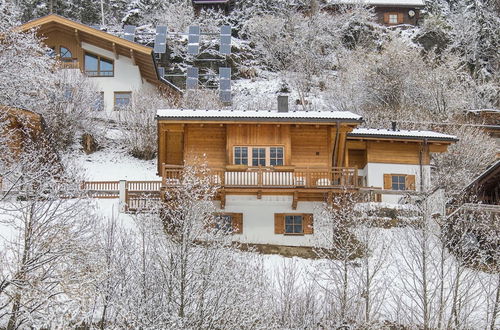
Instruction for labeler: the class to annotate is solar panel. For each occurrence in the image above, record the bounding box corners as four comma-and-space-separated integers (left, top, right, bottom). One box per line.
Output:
186, 67, 199, 89
219, 67, 231, 80
219, 67, 231, 102
220, 91, 231, 103
220, 25, 231, 55
157, 67, 165, 78
154, 25, 168, 53
123, 25, 136, 42
188, 25, 200, 55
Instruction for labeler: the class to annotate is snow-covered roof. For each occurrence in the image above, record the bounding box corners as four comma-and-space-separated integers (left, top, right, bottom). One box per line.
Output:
349, 128, 458, 141
327, 0, 424, 7
156, 109, 363, 122
192, 0, 230, 3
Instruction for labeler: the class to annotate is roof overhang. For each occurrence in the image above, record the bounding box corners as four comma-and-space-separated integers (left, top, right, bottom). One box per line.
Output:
156, 109, 363, 125
348, 128, 458, 143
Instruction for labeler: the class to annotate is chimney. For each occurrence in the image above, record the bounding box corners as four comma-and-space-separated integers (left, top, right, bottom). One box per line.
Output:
391, 121, 397, 131
278, 95, 288, 113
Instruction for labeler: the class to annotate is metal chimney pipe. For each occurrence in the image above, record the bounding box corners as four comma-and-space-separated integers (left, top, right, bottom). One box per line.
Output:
391, 121, 397, 131
277, 95, 289, 113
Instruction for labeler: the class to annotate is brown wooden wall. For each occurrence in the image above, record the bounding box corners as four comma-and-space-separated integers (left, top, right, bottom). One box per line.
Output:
157, 122, 350, 171
226, 124, 292, 164
185, 124, 227, 167
290, 126, 331, 167
367, 141, 430, 165
374, 7, 421, 26
43, 30, 85, 70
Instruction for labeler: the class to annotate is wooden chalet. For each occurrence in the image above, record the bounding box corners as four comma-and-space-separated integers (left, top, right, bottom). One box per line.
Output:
324, 0, 424, 26
192, 0, 235, 15
156, 108, 457, 246
17, 15, 180, 112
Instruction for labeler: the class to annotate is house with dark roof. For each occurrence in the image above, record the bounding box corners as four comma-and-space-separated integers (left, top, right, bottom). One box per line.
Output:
17, 15, 180, 113
156, 107, 456, 247
324, 0, 425, 26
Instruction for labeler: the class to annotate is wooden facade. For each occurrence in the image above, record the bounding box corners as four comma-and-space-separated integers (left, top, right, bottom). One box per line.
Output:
157, 122, 356, 175
346, 137, 453, 167
18, 14, 180, 96
157, 113, 362, 206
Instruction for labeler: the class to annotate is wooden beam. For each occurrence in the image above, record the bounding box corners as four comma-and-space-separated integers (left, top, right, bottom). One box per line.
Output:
130, 49, 136, 65
292, 191, 298, 210
220, 190, 226, 209
336, 132, 347, 167
112, 42, 119, 59
74, 29, 81, 46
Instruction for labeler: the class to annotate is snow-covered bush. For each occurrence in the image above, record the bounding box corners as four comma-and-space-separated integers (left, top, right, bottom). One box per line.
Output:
118, 88, 174, 160
432, 125, 497, 198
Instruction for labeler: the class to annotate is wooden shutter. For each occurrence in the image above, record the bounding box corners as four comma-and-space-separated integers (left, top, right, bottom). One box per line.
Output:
274, 213, 285, 234
303, 214, 314, 235
232, 213, 243, 234
383, 174, 392, 189
405, 175, 416, 190
397, 12, 404, 24
383, 12, 390, 24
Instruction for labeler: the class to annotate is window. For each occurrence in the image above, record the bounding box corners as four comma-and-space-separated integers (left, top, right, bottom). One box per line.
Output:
114, 92, 131, 110
391, 175, 406, 190
252, 147, 266, 166
213, 213, 243, 234
233, 146, 285, 167
388, 14, 398, 24
270, 147, 284, 166
384, 174, 416, 191
274, 213, 313, 235
215, 214, 233, 232
234, 147, 248, 165
285, 215, 303, 234
84, 52, 114, 77
60, 46, 73, 62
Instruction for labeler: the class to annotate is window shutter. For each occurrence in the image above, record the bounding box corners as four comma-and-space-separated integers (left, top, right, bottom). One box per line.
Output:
232, 213, 243, 234
405, 175, 416, 190
397, 12, 404, 24
383, 174, 392, 189
303, 214, 314, 235
383, 12, 390, 24
274, 213, 285, 234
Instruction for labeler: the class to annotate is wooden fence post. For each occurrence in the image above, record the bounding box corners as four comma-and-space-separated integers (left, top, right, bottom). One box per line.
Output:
119, 180, 127, 213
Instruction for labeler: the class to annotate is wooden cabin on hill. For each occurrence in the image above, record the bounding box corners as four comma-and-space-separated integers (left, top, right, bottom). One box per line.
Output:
156, 108, 456, 246
17, 15, 180, 113
324, 0, 424, 26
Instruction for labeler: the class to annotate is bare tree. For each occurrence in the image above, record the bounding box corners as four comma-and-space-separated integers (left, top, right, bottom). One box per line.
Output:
314, 192, 364, 325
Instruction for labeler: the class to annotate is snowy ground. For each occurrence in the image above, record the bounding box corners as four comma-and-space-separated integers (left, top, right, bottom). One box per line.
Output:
66, 125, 160, 181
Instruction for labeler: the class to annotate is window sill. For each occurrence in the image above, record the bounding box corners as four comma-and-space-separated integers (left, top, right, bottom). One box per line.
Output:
284, 233, 305, 236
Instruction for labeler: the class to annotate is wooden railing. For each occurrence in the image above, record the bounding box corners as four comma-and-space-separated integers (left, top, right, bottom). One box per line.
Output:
81, 181, 120, 198
162, 165, 359, 189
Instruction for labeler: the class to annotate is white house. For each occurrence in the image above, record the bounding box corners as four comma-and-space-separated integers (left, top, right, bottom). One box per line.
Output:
156, 108, 457, 247
18, 14, 180, 113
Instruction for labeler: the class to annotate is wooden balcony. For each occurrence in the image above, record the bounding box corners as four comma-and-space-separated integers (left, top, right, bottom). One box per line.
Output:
161, 165, 359, 190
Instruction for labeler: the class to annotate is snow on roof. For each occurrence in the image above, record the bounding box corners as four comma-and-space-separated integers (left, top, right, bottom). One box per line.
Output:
156, 109, 363, 122
327, 0, 424, 6
349, 128, 458, 141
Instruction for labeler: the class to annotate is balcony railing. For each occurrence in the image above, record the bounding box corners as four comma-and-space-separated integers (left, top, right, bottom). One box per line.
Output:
162, 165, 359, 189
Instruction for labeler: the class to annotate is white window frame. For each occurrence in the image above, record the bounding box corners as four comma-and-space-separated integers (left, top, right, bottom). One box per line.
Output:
388, 14, 398, 24
233, 146, 285, 167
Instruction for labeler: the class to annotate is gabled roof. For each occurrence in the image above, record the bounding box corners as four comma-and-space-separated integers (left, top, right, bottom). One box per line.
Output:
17, 14, 178, 92
348, 128, 458, 142
326, 0, 424, 7
156, 109, 363, 123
